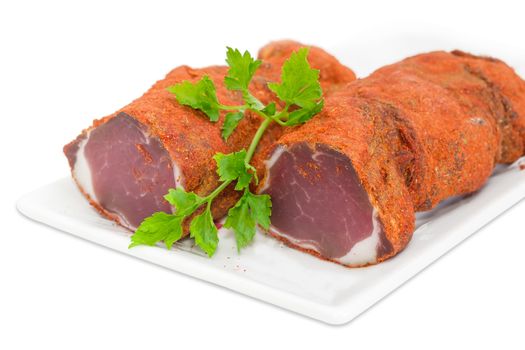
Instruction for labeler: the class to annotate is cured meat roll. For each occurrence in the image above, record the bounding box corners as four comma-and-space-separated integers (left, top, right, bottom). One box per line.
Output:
259, 51, 525, 267
64, 41, 356, 231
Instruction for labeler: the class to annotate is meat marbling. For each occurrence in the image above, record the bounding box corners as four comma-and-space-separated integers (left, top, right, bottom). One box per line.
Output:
261, 143, 389, 265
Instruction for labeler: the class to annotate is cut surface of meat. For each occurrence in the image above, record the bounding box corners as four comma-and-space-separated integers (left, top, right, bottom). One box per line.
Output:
68, 113, 178, 229
261, 142, 384, 266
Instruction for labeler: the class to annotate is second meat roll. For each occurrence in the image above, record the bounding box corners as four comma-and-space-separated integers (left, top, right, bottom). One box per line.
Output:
259, 51, 525, 267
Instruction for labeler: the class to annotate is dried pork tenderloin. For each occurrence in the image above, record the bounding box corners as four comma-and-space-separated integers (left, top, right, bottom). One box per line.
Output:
64, 41, 356, 231
259, 51, 525, 267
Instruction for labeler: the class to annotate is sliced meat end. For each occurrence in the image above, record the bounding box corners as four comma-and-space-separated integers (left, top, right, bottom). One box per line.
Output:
260, 142, 387, 266
64, 113, 181, 230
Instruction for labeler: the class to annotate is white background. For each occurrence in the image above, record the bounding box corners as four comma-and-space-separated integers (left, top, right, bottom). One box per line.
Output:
1, 0, 524, 348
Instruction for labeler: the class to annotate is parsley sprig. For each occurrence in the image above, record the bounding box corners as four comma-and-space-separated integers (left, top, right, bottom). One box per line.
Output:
129, 47, 323, 256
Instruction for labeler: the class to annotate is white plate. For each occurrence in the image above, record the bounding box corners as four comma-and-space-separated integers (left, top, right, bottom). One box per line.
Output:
17, 159, 525, 324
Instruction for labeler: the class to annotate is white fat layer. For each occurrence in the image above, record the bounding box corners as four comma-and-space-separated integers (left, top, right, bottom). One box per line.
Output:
259, 145, 286, 192
73, 132, 132, 228
169, 161, 185, 216
73, 131, 97, 202
271, 227, 324, 254
173, 161, 185, 190
334, 209, 380, 265
270, 209, 381, 266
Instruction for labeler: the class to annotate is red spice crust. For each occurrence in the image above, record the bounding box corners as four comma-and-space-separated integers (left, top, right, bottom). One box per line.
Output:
64, 41, 356, 233
451, 50, 525, 160
259, 51, 525, 266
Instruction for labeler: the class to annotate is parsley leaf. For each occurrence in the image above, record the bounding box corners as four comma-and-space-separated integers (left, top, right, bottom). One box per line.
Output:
213, 150, 252, 190
164, 188, 203, 216
129, 212, 183, 250
190, 208, 218, 257
224, 191, 272, 251
221, 112, 244, 140
224, 48, 262, 91
245, 192, 272, 230
261, 102, 276, 116
268, 48, 322, 110
243, 91, 265, 110
167, 75, 220, 122
284, 100, 324, 126
224, 194, 255, 251
223, 48, 265, 111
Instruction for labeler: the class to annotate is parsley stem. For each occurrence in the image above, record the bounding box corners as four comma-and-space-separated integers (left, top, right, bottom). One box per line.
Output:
200, 113, 273, 213
204, 178, 232, 203
262, 105, 290, 126
218, 104, 248, 111
271, 116, 287, 126
251, 109, 285, 126
245, 116, 273, 163
251, 109, 268, 120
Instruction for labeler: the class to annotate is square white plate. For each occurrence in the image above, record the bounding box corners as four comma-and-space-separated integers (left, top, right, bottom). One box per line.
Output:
17, 159, 525, 324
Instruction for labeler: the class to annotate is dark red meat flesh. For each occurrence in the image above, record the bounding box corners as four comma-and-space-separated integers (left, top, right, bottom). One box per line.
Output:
261, 143, 379, 260
70, 113, 176, 229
